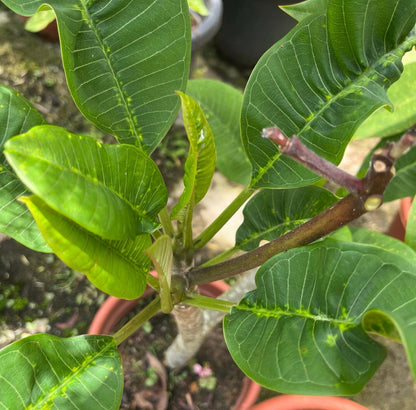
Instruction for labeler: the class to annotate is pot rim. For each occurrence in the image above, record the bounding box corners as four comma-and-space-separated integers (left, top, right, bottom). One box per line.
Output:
88, 279, 260, 410
249, 394, 368, 410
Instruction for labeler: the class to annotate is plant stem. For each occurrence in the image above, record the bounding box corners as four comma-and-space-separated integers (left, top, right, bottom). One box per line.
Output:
262, 127, 365, 193
113, 296, 161, 345
188, 151, 394, 287
193, 186, 255, 250
200, 246, 239, 267
184, 293, 236, 313
146, 272, 160, 291
158, 207, 175, 237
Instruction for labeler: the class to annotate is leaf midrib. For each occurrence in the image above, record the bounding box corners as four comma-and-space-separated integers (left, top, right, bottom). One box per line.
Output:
236, 303, 356, 328
7, 148, 150, 219
79, 0, 142, 147
31, 338, 116, 409
249, 29, 416, 188
237, 218, 307, 248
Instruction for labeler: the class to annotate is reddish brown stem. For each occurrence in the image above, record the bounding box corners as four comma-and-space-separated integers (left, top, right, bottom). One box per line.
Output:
262, 127, 365, 193
187, 141, 395, 287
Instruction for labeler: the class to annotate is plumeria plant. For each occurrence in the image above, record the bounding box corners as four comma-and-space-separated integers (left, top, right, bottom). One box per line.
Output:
1, 0, 416, 408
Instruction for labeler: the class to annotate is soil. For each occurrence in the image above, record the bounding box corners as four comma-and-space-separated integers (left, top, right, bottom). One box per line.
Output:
118, 297, 246, 410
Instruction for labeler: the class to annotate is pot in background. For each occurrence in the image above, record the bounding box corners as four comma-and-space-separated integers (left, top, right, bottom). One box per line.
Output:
388, 197, 412, 241
88, 280, 261, 410
19, 0, 223, 50
192, 0, 223, 51
215, 0, 297, 68
250, 394, 369, 410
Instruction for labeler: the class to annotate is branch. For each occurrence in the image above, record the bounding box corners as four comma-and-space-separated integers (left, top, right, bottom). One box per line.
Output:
187, 128, 414, 287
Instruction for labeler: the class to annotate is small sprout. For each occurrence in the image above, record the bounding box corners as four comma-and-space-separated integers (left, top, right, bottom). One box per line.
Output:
198, 375, 217, 391
144, 367, 158, 387
142, 321, 153, 334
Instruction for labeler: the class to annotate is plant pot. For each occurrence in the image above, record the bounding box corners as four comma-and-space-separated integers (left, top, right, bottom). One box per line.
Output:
215, 0, 297, 68
250, 394, 369, 410
192, 0, 223, 51
388, 197, 412, 241
19, 1, 223, 50
88, 280, 261, 410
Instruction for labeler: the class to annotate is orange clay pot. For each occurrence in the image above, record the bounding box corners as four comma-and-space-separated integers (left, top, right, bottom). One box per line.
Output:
88, 279, 261, 410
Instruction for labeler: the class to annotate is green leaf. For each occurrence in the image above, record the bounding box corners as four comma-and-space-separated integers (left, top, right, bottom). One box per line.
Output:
1, 0, 191, 152
282, 0, 328, 21
353, 61, 416, 139
171, 92, 216, 218
0, 334, 122, 410
146, 235, 173, 313
24, 6, 55, 32
22, 195, 151, 299
5, 125, 167, 239
224, 239, 416, 395
188, 0, 208, 16
0, 167, 51, 252
350, 226, 416, 264
0, 85, 46, 151
0, 85, 50, 252
405, 197, 416, 251
187, 79, 251, 185
384, 145, 416, 201
241, 0, 416, 189
236, 186, 337, 251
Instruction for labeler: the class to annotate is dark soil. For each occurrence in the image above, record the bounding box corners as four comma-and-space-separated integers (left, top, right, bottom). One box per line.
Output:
119, 299, 246, 410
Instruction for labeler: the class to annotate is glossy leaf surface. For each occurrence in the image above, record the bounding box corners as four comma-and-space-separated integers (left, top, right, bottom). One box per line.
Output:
146, 234, 173, 312
187, 79, 251, 185
0, 334, 122, 410
241, 0, 416, 189
405, 197, 416, 252
5, 125, 167, 239
1, 0, 191, 152
171, 92, 216, 217
350, 226, 416, 264
224, 239, 416, 395
236, 186, 337, 251
353, 62, 416, 139
0, 85, 50, 251
384, 146, 416, 201
22, 195, 151, 299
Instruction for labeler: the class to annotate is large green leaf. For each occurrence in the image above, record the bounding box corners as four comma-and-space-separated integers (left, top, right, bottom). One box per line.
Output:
187, 79, 251, 185
353, 61, 416, 139
405, 197, 416, 252
1, 0, 191, 152
236, 186, 337, 251
22, 195, 151, 299
384, 145, 416, 201
5, 125, 167, 240
224, 239, 416, 395
241, 0, 416, 189
171, 92, 216, 218
350, 226, 416, 264
0, 334, 122, 410
0, 85, 50, 251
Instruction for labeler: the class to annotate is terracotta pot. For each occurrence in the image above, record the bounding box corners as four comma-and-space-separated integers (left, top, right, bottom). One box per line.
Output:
88, 279, 261, 410
250, 394, 368, 410
17, 16, 59, 42
388, 197, 412, 241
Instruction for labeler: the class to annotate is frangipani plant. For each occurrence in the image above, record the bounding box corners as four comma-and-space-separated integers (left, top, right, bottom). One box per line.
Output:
1, 0, 416, 408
